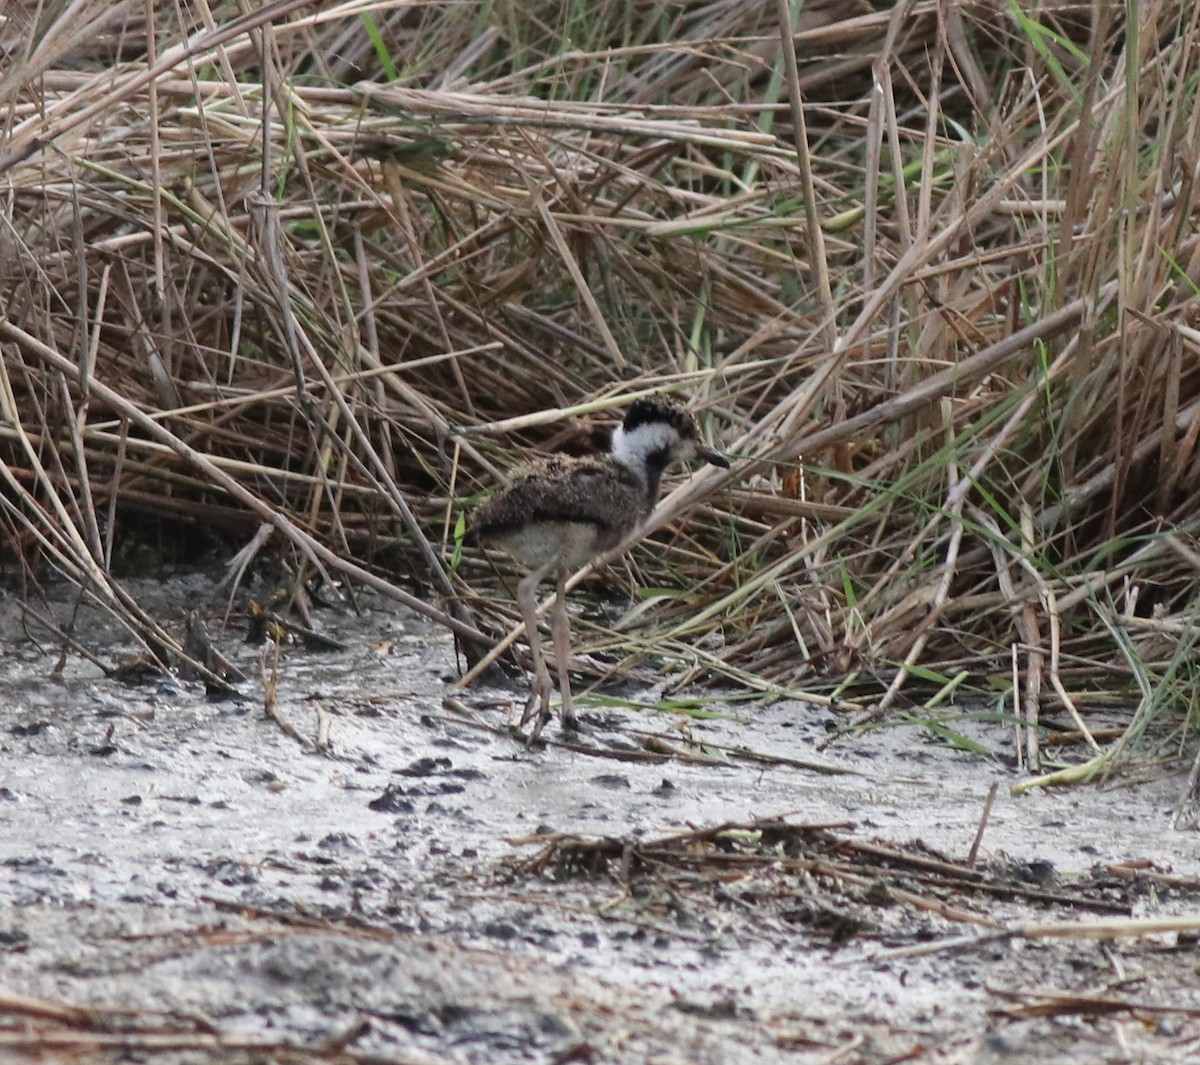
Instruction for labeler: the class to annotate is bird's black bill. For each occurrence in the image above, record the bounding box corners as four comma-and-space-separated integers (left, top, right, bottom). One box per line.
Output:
697, 443, 730, 469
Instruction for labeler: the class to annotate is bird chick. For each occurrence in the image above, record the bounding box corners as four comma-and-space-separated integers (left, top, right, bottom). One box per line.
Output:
473, 395, 729, 740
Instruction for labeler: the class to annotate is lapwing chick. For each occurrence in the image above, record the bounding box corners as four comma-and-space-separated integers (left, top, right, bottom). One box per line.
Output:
473, 396, 729, 742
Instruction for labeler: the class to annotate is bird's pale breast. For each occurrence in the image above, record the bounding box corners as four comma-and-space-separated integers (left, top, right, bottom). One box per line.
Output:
474, 454, 649, 570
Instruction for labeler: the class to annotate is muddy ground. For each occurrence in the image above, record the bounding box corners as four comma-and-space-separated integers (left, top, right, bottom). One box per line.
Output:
3, 573, 1200, 1064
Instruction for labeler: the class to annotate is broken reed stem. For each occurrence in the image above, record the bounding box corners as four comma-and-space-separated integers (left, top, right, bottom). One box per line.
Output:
875, 398, 966, 715
966, 781, 1000, 867
1018, 506, 1043, 770
873, 913, 1200, 962
774, 0, 835, 350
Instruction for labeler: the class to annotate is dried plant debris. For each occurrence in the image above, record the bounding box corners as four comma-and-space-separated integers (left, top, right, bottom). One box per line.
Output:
508, 817, 1200, 951
0, 986, 433, 1065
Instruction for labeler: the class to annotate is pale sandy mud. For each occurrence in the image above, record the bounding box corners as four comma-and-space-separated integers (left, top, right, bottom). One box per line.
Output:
2, 574, 1199, 1064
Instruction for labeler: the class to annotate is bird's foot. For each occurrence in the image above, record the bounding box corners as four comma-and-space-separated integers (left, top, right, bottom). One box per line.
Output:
517, 676, 550, 727
524, 701, 586, 746
513, 675, 553, 746
558, 705, 583, 733
525, 703, 555, 747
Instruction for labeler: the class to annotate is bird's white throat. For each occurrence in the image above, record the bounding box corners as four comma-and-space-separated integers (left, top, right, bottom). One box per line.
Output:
610, 420, 682, 477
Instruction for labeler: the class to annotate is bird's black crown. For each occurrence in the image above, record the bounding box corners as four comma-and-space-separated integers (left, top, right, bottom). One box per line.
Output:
621, 396, 694, 438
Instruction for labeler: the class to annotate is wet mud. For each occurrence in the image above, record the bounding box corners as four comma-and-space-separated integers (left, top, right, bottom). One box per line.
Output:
3, 575, 1200, 1063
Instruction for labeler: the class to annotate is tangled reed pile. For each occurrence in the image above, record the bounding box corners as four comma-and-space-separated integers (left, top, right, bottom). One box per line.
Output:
3, 1, 1199, 771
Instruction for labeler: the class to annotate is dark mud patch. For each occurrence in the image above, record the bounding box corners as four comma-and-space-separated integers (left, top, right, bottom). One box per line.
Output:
3, 577, 1200, 1063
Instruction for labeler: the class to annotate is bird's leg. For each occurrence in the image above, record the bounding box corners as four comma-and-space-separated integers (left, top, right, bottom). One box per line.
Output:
549, 570, 578, 730
515, 566, 554, 734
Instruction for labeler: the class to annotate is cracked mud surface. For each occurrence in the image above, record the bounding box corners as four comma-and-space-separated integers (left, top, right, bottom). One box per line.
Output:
3, 574, 1200, 1064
